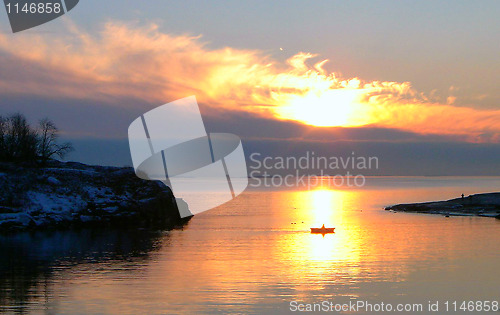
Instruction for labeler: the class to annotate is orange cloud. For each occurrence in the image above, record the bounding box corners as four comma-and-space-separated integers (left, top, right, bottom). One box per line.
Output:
0, 21, 498, 142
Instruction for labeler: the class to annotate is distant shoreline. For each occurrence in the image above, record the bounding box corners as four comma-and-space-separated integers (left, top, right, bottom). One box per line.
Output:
386, 192, 500, 219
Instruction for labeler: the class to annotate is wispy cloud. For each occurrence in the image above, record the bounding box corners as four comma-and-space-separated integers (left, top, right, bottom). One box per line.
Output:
0, 21, 498, 142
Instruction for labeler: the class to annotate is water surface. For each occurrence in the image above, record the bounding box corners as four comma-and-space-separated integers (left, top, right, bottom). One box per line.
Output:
1, 177, 499, 314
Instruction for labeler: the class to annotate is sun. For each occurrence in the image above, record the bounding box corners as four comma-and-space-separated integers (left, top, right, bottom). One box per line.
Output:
273, 89, 369, 127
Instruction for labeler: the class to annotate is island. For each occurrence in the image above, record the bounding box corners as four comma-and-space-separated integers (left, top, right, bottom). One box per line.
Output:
385, 192, 500, 219
0, 160, 192, 232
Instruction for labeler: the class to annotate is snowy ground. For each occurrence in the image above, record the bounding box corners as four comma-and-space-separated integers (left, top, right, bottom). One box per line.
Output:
0, 161, 184, 232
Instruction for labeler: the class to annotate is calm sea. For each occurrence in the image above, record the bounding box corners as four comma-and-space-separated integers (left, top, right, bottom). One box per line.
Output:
1, 177, 499, 314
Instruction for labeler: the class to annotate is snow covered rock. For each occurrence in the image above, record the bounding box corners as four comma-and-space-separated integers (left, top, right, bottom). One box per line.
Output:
0, 161, 190, 232
47, 176, 61, 186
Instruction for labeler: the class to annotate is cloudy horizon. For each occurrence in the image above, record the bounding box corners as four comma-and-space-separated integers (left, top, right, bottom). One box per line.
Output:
0, 0, 498, 175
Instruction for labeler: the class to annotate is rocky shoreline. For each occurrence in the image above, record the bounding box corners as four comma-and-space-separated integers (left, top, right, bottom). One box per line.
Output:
386, 192, 500, 219
0, 160, 191, 233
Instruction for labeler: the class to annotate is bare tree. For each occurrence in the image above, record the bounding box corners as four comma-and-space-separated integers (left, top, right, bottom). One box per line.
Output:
0, 116, 6, 159
0, 113, 38, 161
0, 114, 73, 164
38, 118, 73, 164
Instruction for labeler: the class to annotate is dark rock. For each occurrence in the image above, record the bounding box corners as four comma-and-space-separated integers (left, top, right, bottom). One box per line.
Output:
0, 160, 191, 233
47, 176, 61, 186
386, 192, 500, 218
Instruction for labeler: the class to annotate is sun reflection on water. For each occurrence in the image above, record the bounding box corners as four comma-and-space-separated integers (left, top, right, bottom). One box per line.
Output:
310, 189, 337, 226
9, 180, 500, 313
273, 187, 365, 292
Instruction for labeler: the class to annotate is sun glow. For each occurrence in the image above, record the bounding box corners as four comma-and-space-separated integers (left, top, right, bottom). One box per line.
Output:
1, 23, 499, 141
273, 89, 370, 127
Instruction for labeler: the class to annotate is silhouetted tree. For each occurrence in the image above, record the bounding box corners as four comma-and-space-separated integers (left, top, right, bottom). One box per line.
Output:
0, 116, 6, 159
38, 118, 73, 164
0, 113, 73, 164
0, 114, 37, 162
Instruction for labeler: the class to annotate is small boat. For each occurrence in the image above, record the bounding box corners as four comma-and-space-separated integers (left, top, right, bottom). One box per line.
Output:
310, 224, 335, 234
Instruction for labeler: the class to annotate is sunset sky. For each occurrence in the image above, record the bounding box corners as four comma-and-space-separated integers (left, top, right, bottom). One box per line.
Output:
0, 1, 498, 174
